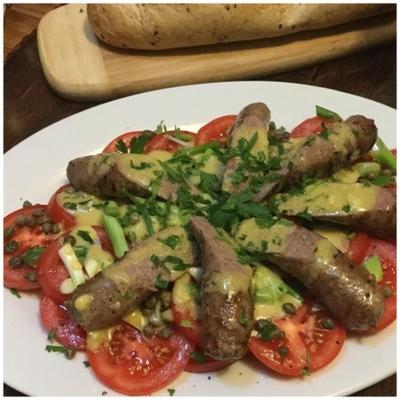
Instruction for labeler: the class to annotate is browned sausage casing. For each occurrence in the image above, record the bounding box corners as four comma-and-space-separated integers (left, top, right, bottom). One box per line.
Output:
190, 217, 253, 361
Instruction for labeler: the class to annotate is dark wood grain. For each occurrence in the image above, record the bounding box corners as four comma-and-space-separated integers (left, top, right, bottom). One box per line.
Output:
3, 21, 396, 398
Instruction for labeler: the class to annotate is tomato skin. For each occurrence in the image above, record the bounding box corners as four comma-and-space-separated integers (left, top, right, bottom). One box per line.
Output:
195, 115, 237, 146
365, 239, 396, 331
4, 205, 59, 290
290, 116, 326, 138
40, 295, 87, 350
347, 233, 372, 265
37, 234, 70, 304
145, 134, 181, 153
47, 184, 76, 230
37, 227, 113, 304
87, 323, 193, 395
348, 235, 396, 331
185, 351, 231, 373
172, 306, 202, 348
249, 303, 346, 377
102, 131, 142, 153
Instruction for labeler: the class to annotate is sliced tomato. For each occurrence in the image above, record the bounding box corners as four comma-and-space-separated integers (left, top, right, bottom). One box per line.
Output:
172, 307, 202, 348
185, 349, 232, 373
347, 233, 372, 265
4, 205, 60, 290
47, 184, 77, 230
171, 274, 202, 347
348, 236, 396, 331
249, 302, 346, 377
87, 323, 192, 395
290, 116, 327, 138
195, 115, 237, 146
37, 226, 113, 304
102, 131, 142, 153
145, 131, 194, 153
40, 295, 87, 350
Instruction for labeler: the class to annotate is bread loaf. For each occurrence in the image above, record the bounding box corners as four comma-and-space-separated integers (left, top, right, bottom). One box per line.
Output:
87, 4, 393, 50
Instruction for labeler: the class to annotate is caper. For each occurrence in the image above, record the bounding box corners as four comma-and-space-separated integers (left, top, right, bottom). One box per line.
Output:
145, 295, 157, 309
282, 302, 296, 315
143, 324, 154, 338
160, 291, 172, 310
15, 215, 26, 226
37, 215, 50, 225
278, 346, 289, 359
9, 255, 23, 268
32, 208, 45, 217
51, 223, 61, 234
159, 326, 172, 339
25, 215, 36, 228
142, 308, 153, 317
23, 200, 32, 208
320, 318, 336, 330
129, 215, 140, 225
65, 187, 76, 194
383, 286, 392, 298
4, 226, 15, 240
255, 319, 269, 332
149, 312, 162, 326
42, 223, 52, 234
63, 235, 76, 246
5, 240, 19, 254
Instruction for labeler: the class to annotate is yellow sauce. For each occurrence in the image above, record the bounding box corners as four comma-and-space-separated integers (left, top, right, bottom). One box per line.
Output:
74, 294, 94, 311
235, 218, 295, 253
277, 182, 377, 215
87, 327, 117, 352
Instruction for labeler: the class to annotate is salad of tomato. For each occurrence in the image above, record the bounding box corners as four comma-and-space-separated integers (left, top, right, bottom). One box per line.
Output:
4, 108, 396, 396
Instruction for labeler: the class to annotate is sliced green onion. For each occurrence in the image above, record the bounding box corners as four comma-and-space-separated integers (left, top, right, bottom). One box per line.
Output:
102, 213, 129, 258
363, 255, 383, 282
371, 138, 396, 172
352, 162, 381, 177
316, 105, 342, 121
181, 140, 221, 156
171, 132, 193, 142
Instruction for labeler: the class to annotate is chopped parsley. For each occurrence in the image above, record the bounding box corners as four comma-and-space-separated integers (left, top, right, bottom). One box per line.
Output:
63, 202, 77, 211
155, 274, 169, 290
158, 235, 181, 249
83, 361, 91, 367
47, 329, 56, 342
342, 204, 351, 213
115, 139, 128, 153
10, 288, 21, 298
22, 246, 44, 267
167, 388, 176, 396
45, 345, 76, 359
76, 230, 94, 244
189, 351, 207, 364
296, 210, 313, 221
73, 245, 89, 263
179, 319, 192, 328
239, 311, 249, 327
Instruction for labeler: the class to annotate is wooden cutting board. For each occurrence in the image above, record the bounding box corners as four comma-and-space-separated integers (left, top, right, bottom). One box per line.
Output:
37, 4, 395, 102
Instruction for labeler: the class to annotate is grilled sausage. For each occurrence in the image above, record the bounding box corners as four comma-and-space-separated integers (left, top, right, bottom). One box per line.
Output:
67, 153, 178, 201
190, 217, 253, 361
222, 102, 271, 193
66, 226, 195, 330
276, 182, 396, 239
252, 115, 378, 201
235, 218, 385, 331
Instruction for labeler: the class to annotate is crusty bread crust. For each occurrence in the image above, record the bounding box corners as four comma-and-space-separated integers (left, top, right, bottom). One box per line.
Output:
87, 4, 392, 50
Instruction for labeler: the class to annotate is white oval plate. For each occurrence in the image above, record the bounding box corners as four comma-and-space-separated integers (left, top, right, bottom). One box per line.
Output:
4, 82, 396, 396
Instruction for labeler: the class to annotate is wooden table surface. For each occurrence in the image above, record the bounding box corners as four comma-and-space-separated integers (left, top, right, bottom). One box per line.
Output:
3, 4, 396, 397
